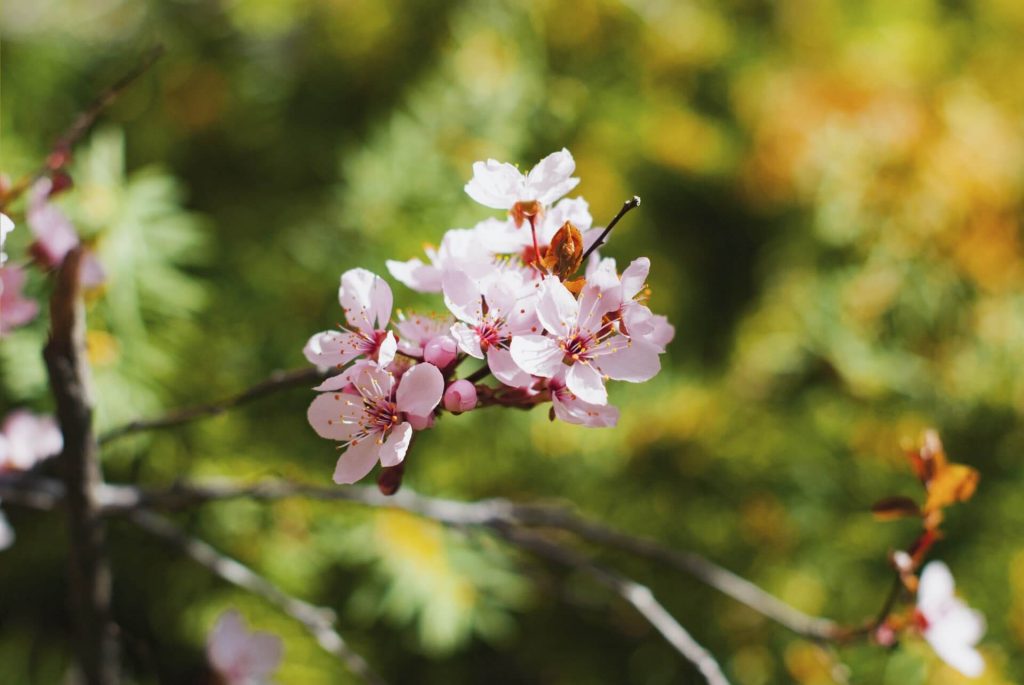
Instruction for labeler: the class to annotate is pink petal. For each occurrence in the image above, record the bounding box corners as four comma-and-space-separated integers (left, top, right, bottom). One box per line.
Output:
395, 363, 444, 417
333, 438, 382, 484
577, 282, 620, 332
307, 393, 362, 441
208, 610, 248, 673
241, 632, 284, 678
442, 269, 484, 325
552, 391, 619, 427
377, 331, 398, 367
487, 347, 534, 388
378, 422, 413, 467
593, 338, 661, 383
303, 331, 361, 368
621, 257, 650, 300
339, 268, 393, 331
0, 267, 40, 334
450, 322, 483, 358
2, 411, 62, 468
510, 334, 564, 378
353, 365, 395, 404
565, 362, 607, 405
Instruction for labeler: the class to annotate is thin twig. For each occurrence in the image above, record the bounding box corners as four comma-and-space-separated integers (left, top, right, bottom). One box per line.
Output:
99, 367, 325, 445
127, 509, 386, 685
579, 196, 641, 264
496, 525, 731, 685
43, 249, 120, 685
0, 46, 165, 211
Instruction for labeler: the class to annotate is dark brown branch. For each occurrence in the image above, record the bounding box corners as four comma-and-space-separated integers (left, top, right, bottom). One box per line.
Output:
99, 367, 325, 445
496, 525, 731, 685
128, 510, 385, 685
578, 196, 641, 264
42, 249, 120, 685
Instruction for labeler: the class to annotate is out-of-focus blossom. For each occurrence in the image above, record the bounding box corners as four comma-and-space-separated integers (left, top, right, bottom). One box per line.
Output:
27, 178, 79, 268
916, 561, 985, 677
304, 268, 398, 370
443, 379, 477, 413
0, 213, 13, 265
465, 148, 579, 223
207, 609, 283, 685
0, 508, 13, 551
0, 410, 63, 471
0, 266, 40, 335
308, 362, 443, 484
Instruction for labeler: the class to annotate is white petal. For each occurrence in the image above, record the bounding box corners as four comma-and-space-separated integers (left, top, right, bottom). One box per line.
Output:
621, 257, 650, 300
488, 347, 534, 388
307, 393, 363, 441
386, 258, 442, 293
536, 277, 578, 337
451, 322, 483, 358
510, 335, 564, 378
442, 269, 484, 324
525, 148, 579, 205
565, 362, 607, 405
377, 331, 398, 367
593, 338, 661, 383
340, 268, 393, 331
465, 159, 525, 210
919, 561, 955, 616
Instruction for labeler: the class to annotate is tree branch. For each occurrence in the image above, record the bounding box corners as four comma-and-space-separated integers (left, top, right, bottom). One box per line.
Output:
496, 524, 731, 685
99, 367, 326, 445
579, 196, 642, 264
42, 249, 120, 685
127, 509, 386, 685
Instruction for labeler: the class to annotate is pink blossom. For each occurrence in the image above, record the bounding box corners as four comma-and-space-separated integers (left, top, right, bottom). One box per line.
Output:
393, 312, 457, 366
207, 609, 283, 685
0, 266, 40, 335
0, 213, 13, 265
304, 269, 397, 371
549, 371, 619, 427
424, 336, 458, 368
443, 380, 477, 413
27, 178, 79, 268
916, 561, 985, 677
510, 276, 660, 405
0, 410, 63, 472
465, 149, 579, 211
588, 256, 675, 352
308, 362, 443, 484
443, 269, 538, 388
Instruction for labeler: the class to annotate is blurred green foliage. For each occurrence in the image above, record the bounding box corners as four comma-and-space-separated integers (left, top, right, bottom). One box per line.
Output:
2, 0, 1024, 683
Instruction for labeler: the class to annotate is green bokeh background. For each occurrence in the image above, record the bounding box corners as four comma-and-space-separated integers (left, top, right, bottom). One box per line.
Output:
2, 0, 1023, 683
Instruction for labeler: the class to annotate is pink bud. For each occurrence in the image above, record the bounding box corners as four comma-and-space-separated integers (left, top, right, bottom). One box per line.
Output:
424, 336, 458, 368
444, 380, 477, 413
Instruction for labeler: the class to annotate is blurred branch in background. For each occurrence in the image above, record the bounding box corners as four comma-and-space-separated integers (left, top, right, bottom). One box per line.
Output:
127, 509, 386, 685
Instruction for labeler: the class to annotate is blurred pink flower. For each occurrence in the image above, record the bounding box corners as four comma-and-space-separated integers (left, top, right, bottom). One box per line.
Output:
0, 410, 63, 471
207, 609, 282, 685
0, 266, 40, 335
916, 561, 985, 677
308, 362, 443, 484
549, 371, 619, 428
27, 178, 79, 268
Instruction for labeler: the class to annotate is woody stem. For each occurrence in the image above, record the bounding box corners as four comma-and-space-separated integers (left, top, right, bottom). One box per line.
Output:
579, 196, 641, 264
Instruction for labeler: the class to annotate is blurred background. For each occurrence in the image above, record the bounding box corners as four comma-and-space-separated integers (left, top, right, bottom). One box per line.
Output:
2, 0, 1023, 682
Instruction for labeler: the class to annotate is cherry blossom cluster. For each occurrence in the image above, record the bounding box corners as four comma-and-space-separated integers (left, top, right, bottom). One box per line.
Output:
305, 149, 673, 487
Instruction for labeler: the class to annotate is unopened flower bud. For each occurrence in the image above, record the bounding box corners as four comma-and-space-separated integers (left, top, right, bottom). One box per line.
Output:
424, 336, 458, 368
444, 380, 477, 413
541, 221, 584, 280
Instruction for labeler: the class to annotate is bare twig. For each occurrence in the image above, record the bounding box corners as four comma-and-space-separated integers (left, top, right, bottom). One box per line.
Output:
127, 509, 385, 685
497, 525, 731, 685
43, 249, 120, 685
0, 46, 165, 211
99, 367, 325, 445
579, 196, 641, 264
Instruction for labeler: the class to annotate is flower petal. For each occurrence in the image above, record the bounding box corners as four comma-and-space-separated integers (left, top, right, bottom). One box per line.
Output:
386, 258, 442, 293
565, 361, 607, 405
536, 277, 578, 337
621, 257, 650, 300
525, 148, 579, 205
340, 268, 393, 331
442, 269, 484, 324
451, 322, 483, 358
465, 159, 525, 210
594, 338, 661, 383
552, 390, 619, 427
307, 393, 363, 441
396, 363, 444, 417
510, 334, 564, 378
488, 346, 534, 388
919, 561, 955, 615
379, 422, 413, 467
333, 438, 382, 484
